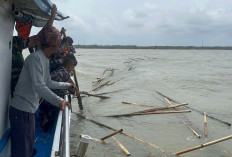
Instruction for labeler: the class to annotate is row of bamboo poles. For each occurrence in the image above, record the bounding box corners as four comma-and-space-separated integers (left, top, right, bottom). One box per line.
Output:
73, 67, 232, 156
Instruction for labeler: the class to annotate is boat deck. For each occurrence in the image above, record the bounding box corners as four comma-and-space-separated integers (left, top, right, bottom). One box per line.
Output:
34, 110, 58, 157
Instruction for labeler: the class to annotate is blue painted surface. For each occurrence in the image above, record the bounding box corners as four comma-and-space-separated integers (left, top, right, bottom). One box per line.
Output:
33, 0, 68, 20
0, 128, 11, 153
34, 110, 58, 157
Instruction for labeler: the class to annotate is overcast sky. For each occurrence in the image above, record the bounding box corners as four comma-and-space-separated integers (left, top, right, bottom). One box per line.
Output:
30, 0, 232, 46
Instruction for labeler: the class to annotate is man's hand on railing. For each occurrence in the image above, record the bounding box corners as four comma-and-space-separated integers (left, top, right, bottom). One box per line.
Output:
69, 83, 79, 95
59, 100, 71, 111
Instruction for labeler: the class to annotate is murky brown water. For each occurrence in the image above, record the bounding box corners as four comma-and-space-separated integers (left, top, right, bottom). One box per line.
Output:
25, 49, 232, 157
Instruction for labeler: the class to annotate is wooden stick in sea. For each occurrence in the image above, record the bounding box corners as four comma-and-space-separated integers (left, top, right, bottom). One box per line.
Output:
164, 98, 173, 106
104, 110, 191, 118
112, 136, 131, 156
107, 79, 120, 86
204, 112, 208, 137
182, 121, 201, 138
154, 89, 231, 126
122, 101, 153, 107
134, 103, 188, 114
95, 88, 128, 95
72, 70, 83, 110
80, 91, 111, 99
73, 112, 165, 153
91, 81, 111, 92
92, 77, 105, 83
172, 135, 232, 155
164, 99, 201, 139
80, 134, 106, 143
100, 129, 123, 140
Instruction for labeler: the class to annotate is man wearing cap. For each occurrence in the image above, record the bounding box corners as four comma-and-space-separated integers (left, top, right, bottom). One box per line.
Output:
9, 4, 76, 157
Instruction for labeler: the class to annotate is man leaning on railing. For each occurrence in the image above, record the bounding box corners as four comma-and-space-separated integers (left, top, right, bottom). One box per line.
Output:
9, 4, 77, 157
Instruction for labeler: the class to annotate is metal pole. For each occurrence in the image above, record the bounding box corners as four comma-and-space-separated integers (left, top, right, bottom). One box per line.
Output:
77, 135, 91, 157
60, 95, 70, 157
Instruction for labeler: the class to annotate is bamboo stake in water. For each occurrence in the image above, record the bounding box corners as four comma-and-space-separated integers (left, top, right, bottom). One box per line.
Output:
134, 103, 188, 113
154, 89, 231, 126
182, 121, 201, 138
164, 98, 201, 138
112, 136, 131, 156
164, 98, 173, 106
122, 101, 153, 107
91, 81, 111, 92
204, 112, 208, 137
92, 77, 105, 83
172, 135, 232, 155
80, 91, 110, 99
80, 134, 106, 143
107, 79, 120, 86
100, 129, 123, 140
104, 110, 191, 118
74, 112, 165, 152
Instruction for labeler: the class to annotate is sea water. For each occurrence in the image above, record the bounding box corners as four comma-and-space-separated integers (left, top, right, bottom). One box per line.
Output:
23, 49, 232, 157
70, 49, 232, 157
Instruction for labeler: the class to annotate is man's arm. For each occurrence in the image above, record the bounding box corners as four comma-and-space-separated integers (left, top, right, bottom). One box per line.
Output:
47, 73, 70, 90
27, 55, 65, 107
32, 4, 57, 47
45, 4, 57, 27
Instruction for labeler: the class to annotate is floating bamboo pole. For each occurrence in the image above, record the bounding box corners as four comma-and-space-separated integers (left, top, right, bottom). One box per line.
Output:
165, 99, 201, 138
80, 134, 106, 143
112, 136, 131, 156
95, 88, 128, 96
164, 98, 173, 106
204, 112, 208, 137
80, 91, 110, 99
182, 121, 201, 138
91, 81, 111, 92
134, 103, 188, 113
73, 112, 165, 152
154, 89, 231, 126
104, 110, 191, 118
92, 77, 105, 83
172, 135, 232, 155
107, 79, 120, 86
101, 129, 123, 140
122, 101, 153, 107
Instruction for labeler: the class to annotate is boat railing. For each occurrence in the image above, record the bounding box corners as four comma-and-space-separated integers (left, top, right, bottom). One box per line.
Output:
51, 95, 71, 157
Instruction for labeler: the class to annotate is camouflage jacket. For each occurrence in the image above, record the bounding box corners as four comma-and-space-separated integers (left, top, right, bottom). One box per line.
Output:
51, 66, 71, 97
11, 36, 27, 94
49, 58, 63, 73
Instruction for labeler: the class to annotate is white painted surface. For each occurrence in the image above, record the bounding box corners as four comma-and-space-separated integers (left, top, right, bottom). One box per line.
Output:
0, 0, 14, 156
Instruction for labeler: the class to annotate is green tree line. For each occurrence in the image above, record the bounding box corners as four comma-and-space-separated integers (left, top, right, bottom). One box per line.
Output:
74, 44, 232, 50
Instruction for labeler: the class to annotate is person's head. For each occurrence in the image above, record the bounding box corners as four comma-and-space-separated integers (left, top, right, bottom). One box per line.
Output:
62, 58, 77, 71
62, 36, 73, 45
37, 26, 61, 54
64, 53, 77, 64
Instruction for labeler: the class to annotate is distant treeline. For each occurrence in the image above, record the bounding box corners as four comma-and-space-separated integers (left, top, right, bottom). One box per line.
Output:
74, 44, 232, 50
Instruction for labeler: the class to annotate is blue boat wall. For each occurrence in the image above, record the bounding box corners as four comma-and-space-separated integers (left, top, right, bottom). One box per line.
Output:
13, 0, 69, 27
0, 0, 14, 156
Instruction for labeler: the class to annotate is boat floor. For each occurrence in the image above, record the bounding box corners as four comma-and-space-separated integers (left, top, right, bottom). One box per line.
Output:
34, 109, 58, 157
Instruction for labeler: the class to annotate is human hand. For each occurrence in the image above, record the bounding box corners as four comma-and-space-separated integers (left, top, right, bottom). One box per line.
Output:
51, 4, 57, 16
59, 100, 71, 111
69, 83, 77, 93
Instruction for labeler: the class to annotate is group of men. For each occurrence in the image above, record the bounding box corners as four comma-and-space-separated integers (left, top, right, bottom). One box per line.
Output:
10, 4, 78, 157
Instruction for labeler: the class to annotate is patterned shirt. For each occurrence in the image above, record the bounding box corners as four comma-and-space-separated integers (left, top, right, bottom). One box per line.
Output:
11, 36, 26, 94
49, 58, 63, 73
51, 66, 71, 97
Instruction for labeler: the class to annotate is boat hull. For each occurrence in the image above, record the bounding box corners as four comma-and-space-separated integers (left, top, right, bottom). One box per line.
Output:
0, 0, 14, 156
